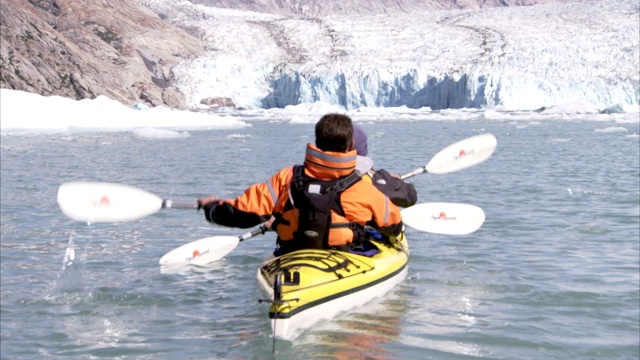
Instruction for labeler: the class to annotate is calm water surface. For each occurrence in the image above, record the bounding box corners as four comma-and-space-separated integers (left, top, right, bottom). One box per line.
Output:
1, 118, 639, 359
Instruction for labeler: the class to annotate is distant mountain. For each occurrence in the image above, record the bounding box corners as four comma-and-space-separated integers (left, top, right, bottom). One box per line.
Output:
1, 0, 624, 110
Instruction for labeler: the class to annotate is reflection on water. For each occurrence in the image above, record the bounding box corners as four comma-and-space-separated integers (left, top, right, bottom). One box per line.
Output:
287, 290, 408, 359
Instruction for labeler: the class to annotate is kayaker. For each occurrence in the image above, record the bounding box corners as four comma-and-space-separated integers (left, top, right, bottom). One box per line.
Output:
198, 113, 404, 255
353, 124, 418, 208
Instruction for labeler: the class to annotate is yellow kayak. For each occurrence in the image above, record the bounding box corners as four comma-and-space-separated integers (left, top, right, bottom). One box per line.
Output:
256, 233, 409, 340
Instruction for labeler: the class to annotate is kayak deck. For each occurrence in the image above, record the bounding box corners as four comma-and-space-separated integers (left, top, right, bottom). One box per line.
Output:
257, 233, 409, 340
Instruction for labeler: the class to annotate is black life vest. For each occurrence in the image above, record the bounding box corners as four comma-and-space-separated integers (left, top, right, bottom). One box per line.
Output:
286, 165, 362, 250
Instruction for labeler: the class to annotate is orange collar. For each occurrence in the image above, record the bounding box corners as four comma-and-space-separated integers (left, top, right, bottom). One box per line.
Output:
303, 143, 356, 179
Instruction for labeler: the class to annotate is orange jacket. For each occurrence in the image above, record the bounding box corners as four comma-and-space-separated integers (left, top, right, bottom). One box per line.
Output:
202, 144, 403, 248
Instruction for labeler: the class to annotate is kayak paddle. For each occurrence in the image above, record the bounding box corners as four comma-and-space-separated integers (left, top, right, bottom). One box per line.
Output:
158, 202, 485, 266
159, 226, 268, 266
57, 134, 496, 223
57, 181, 197, 223
401, 133, 497, 179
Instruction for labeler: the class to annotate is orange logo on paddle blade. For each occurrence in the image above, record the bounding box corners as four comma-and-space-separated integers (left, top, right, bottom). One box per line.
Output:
92, 195, 110, 207
432, 212, 457, 221
454, 148, 475, 160
192, 250, 200, 257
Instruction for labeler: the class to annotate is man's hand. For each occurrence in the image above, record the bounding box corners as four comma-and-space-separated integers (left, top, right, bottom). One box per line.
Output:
263, 216, 276, 230
197, 195, 219, 210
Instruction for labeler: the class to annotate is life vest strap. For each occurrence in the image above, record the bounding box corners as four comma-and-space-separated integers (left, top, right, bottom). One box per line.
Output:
330, 171, 361, 192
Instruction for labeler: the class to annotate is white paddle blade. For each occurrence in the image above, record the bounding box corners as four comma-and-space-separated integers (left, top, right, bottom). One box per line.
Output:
57, 182, 163, 223
159, 236, 240, 266
426, 134, 497, 175
401, 202, 485, 235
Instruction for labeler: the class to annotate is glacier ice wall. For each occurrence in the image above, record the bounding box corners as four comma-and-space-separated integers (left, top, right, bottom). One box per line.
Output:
146, 0, 640, 111
261, 67, 638, 110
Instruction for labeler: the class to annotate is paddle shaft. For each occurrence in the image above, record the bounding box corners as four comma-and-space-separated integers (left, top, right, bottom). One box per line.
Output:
400, 167, 427, 180
239, 225, 269, 242
161, 199, 198, 209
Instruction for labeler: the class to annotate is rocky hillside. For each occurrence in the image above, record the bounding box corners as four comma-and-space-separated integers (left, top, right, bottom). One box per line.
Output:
0, 0, 204, 109
1, 0, 585, 109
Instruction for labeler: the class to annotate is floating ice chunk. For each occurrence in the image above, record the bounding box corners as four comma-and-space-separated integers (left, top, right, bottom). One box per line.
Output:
132, 127, 190, 139
594, 127, 628, 133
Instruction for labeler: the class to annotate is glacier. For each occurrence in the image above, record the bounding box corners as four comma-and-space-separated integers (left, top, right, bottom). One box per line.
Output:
139, 0, 639, 111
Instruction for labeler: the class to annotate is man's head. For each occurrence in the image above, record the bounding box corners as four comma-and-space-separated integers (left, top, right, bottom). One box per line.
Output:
315, 113, 353, 153
352, 124, 368, 156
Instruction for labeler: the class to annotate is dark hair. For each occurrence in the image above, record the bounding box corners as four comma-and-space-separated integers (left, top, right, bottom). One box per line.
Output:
315, 113, 353, 152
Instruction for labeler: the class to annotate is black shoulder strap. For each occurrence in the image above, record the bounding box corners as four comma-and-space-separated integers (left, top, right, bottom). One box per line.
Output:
292, 165, 305, 190
293, 165, 360, 194
329, 171, 361, 193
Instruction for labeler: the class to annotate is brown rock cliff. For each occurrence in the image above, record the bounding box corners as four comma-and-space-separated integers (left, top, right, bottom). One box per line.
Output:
0, 0, 204, 109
